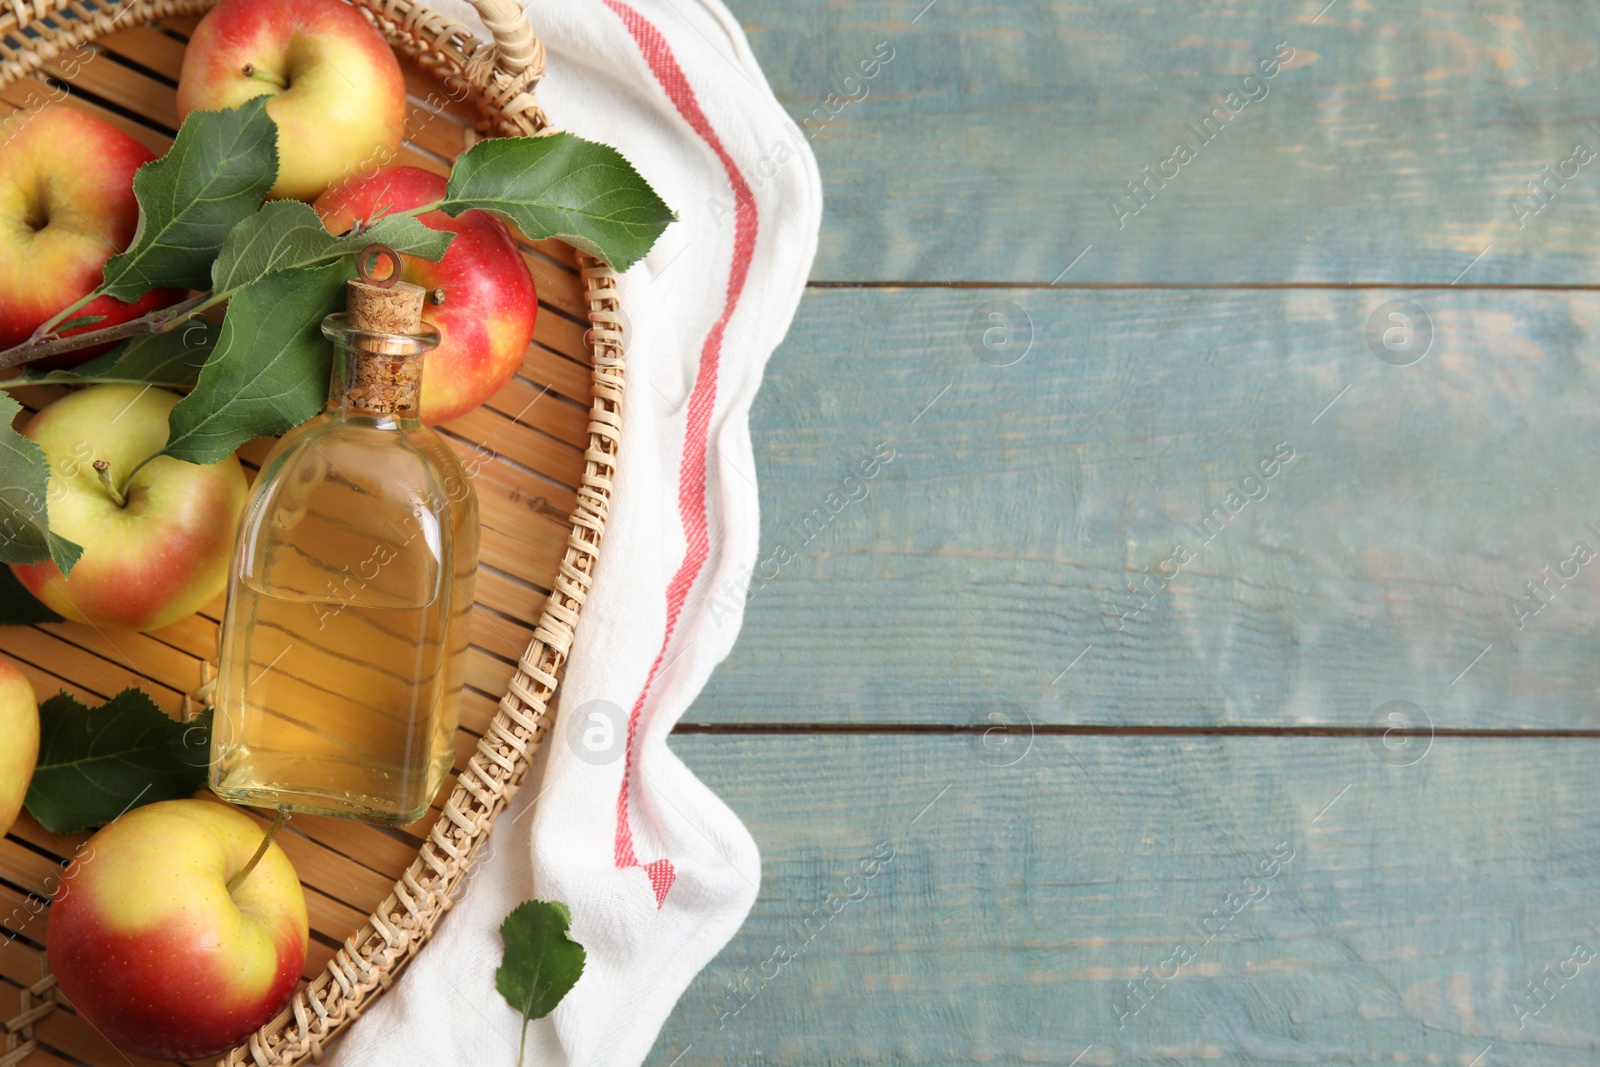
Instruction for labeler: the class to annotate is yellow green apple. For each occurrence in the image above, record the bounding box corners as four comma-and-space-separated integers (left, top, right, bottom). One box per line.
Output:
47, 799, 308, 1059
9, 385, 248, 631
176, 0, 407, 201
0, 656, 38, 837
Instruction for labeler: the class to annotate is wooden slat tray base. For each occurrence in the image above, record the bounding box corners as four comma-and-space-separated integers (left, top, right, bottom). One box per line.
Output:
0, 20, 597, 1066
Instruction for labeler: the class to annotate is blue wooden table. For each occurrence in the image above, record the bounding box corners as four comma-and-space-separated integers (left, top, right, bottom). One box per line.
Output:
650, 2, 1600, 1063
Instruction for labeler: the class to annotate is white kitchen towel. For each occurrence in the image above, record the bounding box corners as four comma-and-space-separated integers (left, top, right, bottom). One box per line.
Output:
326, 0, 820, 1064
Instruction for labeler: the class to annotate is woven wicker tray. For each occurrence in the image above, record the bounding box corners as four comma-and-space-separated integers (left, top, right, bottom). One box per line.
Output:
0, 0, 622, 1062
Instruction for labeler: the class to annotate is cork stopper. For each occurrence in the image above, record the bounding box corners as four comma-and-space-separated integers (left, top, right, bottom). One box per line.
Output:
347, 278, 427, 335
337, 245, 432, 415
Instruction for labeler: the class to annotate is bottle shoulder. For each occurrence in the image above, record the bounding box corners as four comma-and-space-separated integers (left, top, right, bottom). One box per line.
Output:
236, 418, 479, 609
257, 418, 477, 509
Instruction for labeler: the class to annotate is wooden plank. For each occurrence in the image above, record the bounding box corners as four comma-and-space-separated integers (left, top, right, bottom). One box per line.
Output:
653, 733, 1600, 1065
273, 811, 420, 885
462, 644, 516, 698
147, 612, 220, 667
0, 839, 70, 908
92, 25, 187, 81
395, 91, 477, 165
393, 136, 453, 175
35, 620, 201, 697
459, 443, 580, 516
5, 657, 103, 710
0, 1017, 79, 1067
11, 1046, 77, 1067
42, 47, 180, 129
154, 15, 200, 35
524, 238, 582, 274
397, 57, 481, 127
725, 0, 1600, 283
0, 78, 171, 152
688, 286, 1600, 730
477, 373, 591, 447
0, 880, 52, 954
531, 312, 592, 373
519, 334, 597, 391
470, 561, 551, 623
468, 606, 535, 663
0, 628, 183, 715
520, 254, 589, 321
478, 505, 571, 580
442, 406, 583, 490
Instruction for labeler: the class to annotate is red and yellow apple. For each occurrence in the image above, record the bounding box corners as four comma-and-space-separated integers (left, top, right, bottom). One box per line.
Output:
10, 385, 248, 631
47, 799, 308, 1060
177, 0, 407, 201
0, 656, 39, 837
315, 165, 538, 424
0, 106, 184, 362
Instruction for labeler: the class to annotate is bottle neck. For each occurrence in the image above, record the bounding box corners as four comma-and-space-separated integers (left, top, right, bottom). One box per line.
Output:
328, 343, 425, 426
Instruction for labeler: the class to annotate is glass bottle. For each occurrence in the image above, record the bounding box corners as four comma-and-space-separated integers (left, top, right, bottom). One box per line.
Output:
210, 267, 479, 826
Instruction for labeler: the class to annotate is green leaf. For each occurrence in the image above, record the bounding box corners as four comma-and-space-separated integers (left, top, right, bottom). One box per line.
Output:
24, 689, 212, 834
0, 566, 62, 625
163, 262, 347, 465
210, 200, 454, 294
55, 315, 106, 333
18, 322, 219, 389
442, 132, 675, 272
45, 533, 81, 577
496, 899, 586, 1064
100, 99, 279, 301
0, 393, 81, 576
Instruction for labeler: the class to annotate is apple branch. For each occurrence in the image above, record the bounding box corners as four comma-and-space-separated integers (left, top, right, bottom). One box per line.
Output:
0, 294, 210, 372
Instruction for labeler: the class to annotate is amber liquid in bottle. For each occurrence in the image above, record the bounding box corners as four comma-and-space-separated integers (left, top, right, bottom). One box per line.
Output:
210, 281, 479, 826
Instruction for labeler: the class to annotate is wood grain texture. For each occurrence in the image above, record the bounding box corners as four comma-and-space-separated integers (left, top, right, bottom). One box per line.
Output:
686, 285, 1600, 730
724, 0, 1600, 283
651, 734, 1600, 1066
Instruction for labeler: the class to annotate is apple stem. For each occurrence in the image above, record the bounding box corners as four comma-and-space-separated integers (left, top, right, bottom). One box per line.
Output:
226, 806, 291, 896
241, 63, 288, 89
91, 460, 127, 508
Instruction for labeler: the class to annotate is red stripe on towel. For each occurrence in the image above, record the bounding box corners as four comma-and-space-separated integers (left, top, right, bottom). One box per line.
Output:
603, 0, 759, 907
